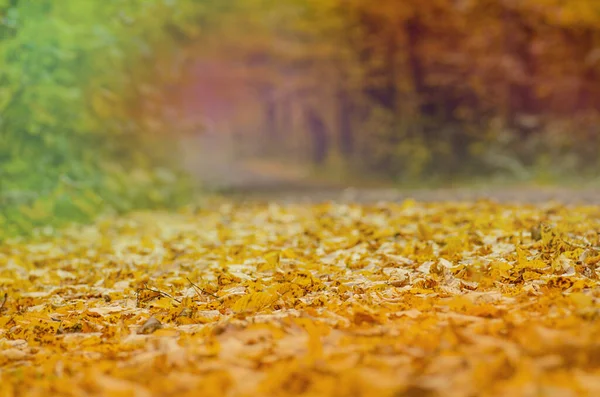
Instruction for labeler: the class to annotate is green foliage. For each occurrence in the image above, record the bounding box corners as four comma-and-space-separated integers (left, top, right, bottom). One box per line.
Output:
0, 0, 206, 240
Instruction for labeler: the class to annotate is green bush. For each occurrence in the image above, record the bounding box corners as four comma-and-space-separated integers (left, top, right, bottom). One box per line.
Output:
0, 0, 206, 240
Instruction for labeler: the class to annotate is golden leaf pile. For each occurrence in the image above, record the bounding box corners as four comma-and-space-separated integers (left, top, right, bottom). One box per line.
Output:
1, 200, 600, 397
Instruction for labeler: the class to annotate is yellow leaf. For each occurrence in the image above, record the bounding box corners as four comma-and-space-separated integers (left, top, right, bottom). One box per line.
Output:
231, 291, 276, 313
569, 292, 594, 309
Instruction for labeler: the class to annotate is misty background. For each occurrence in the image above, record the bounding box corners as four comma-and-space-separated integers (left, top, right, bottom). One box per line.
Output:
2, 0, 600, 238
175, 0, 600, 189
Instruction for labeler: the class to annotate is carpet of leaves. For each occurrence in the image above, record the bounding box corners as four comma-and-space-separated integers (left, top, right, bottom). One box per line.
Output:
1, 200, 600, 397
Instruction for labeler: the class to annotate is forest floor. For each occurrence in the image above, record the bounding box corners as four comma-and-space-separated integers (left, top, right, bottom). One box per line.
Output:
1, 193, 600, 396
224, 184, 600, 205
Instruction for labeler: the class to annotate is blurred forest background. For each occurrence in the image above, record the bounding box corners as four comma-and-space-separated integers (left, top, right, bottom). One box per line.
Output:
2, 0, 600, 239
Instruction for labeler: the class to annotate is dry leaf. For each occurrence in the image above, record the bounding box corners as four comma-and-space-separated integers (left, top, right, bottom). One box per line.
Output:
0, 200, 599, 396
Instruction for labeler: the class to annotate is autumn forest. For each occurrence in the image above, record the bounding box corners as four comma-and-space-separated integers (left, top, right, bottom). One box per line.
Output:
2, 1, 600, 396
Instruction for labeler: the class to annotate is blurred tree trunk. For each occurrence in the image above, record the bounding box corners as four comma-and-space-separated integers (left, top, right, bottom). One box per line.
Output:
405, 16, 427, 115
259, 84, 279, 156
278, 94, 292, 137
405, 14, 439, 145
337, 86, 354, 157
304, 105, 329, 165
358, 11, 397, 112
265, 96, 277, 142
569, 27, 600, 112
502, 7, 539, 135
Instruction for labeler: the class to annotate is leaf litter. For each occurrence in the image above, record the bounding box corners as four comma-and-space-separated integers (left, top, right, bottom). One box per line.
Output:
1, 200, 600, 396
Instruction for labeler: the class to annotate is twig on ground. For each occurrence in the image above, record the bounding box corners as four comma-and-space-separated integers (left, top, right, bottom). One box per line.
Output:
139, 285, 182, 304
0, 293, 7, 312
186, 277, 219, 299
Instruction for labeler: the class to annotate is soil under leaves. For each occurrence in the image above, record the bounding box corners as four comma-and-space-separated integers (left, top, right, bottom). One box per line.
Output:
1, 199, 600, 397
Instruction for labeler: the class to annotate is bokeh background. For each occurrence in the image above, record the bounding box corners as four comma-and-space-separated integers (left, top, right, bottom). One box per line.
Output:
2, 0, 600, 238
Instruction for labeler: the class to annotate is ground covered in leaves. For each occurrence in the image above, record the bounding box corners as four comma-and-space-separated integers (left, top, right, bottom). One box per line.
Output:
1, 200, 600, 397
